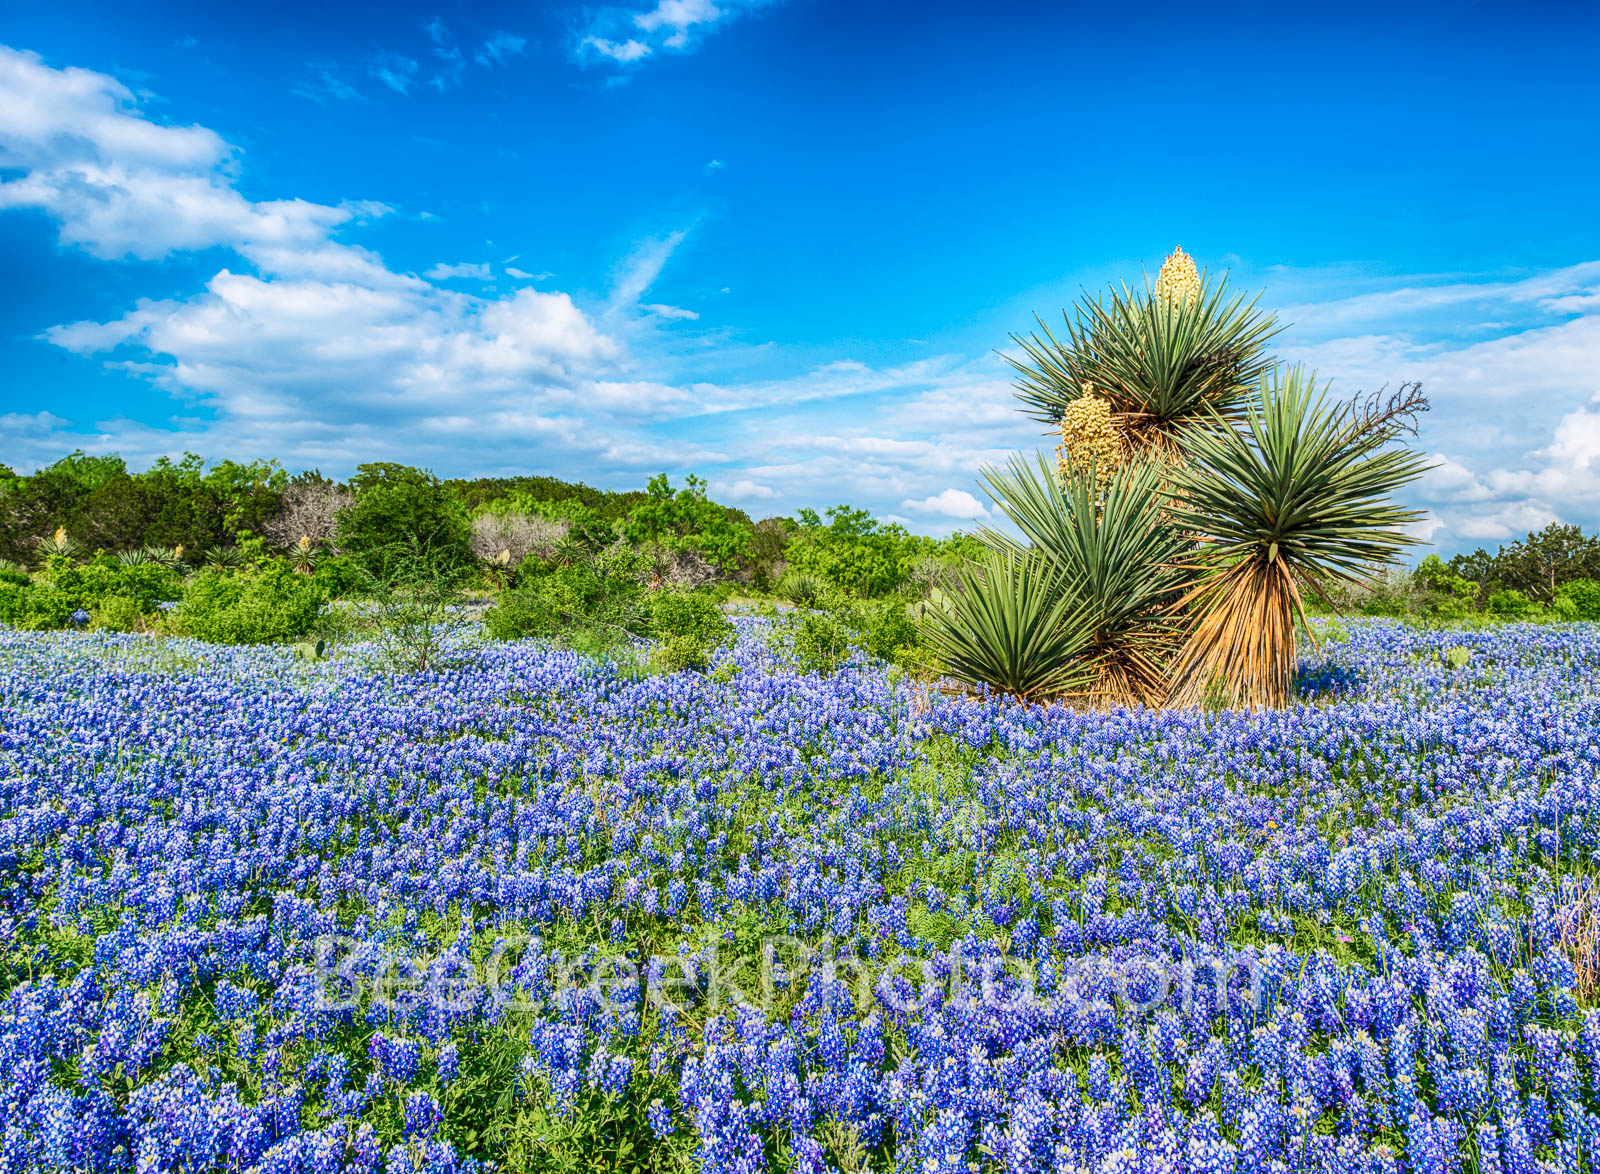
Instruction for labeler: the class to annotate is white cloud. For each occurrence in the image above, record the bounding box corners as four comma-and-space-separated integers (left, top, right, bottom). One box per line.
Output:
712, 478, 775, 501
474, 32, 528, 68
366, 49, 419, 95
902, 488, 988, 520
504, 267, 551, 281
425, 261, 492, 281
580, 36, 652, 64
641, 303, 699, 320
609, 229, 688, 310
576, 0, 778, 67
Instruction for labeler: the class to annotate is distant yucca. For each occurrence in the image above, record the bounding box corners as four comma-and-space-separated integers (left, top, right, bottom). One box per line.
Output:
1155, 245, 1201, 309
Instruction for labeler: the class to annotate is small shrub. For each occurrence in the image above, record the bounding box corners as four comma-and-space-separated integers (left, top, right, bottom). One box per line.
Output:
646, 591, 733, 673
782, 611, 853, 675
0, 580, 78, 630
1558, 578, 1600, 621
93, 595, 145, 633
174, 564, 322, 644
1485, 588, 1536, 619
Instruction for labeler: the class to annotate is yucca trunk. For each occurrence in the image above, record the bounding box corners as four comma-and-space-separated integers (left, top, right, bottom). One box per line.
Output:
1169, 553, 1310, 709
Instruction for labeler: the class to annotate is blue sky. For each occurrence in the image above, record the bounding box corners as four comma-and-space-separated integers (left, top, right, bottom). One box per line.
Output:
2, 1, 1598, 551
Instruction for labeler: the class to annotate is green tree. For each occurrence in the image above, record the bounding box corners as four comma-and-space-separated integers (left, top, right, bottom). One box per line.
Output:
1489, 523, 1600, 602
784, 505, 935, 597
336, 463, 473, 575
621, 474, 753, 572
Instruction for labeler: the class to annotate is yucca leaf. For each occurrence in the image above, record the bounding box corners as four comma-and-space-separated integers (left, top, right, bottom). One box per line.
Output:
921, 548, 1097, 704
1168, 365, 1431, 707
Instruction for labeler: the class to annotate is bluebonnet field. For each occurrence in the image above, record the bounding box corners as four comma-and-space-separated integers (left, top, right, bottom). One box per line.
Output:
2, 619, 1599, 1173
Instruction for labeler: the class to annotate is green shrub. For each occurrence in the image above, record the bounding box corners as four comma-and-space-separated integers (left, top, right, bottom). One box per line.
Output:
42, 554, 182, 613
0, 580, 80, 630
1557, 577, 1600, 621
646, 591, 734, 673
93, 595, 146, 632
781, 610, 853, 675
484, 551, 647, 648
174, 564, 322, 643
1485, 588, 1536, 619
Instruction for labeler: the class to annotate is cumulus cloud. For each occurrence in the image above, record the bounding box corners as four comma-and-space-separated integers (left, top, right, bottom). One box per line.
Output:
902, 488, 988, 520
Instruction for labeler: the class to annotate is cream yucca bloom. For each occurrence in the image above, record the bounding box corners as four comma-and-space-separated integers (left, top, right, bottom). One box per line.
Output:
1055, 392, 1123, 484
1155, 245, 1201, 309
53, 526, 67, 545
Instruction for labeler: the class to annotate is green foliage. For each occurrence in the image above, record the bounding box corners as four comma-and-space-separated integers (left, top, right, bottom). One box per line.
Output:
784, 505, 939, 597
356, 540, 475, 673
1007, 269, 1281, 444
779, 610, 854, 675
981, 454, 1186, 707
92, 595, 146, 633
484, 548, 648, 649
776, 569, 826, 608
1489, 523, 1600, 602
1168, 366, 1429, 707
644, 590, 734, 673
42, 555, 183, 613
830, 595, 922, 665
0, 450, 285, 564
921, 549, 1095, 703
446, 472, 646, 521
1443, 645, 1472, 670
0, 580, 78, 630
1557, 578, 1600, 621
337, 463, 473, 576
622, 474, 753, 572
173, 563, 323, 644
1485, 587, 1537, 619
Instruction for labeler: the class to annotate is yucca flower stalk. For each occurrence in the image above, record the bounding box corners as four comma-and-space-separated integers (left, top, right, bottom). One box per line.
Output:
980, 454, 1189, 708
1166, 365, 1430, 708
1008, 258, 1282, 461
37, 526, 79, 562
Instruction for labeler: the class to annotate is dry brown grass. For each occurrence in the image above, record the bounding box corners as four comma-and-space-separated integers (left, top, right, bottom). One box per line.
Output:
1557, 880, 1600, 1006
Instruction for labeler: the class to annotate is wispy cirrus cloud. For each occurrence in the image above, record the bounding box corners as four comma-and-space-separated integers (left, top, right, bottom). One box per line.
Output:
576, 0, 782, 68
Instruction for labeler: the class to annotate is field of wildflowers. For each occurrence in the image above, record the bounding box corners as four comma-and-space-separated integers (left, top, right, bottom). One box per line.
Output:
2, 619, 1599, 1173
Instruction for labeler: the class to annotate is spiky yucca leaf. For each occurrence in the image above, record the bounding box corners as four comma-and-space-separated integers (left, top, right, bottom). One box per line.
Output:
980, 455, 1188, 708
1168, 365, 1430, 708
921, 548, 1096, 704
1009, 271, 1281, 457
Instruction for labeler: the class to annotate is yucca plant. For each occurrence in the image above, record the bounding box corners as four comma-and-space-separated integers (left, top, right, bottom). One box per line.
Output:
204, 545, 245, 571
1166, 365, 1430, 708
290, 535, 320, 575
1008, 251, 1282, 460
921, 548, 1096, 704
115, 548, 151, 567
143, 545, 184, 570
37, 527, 79, 562
776, 569, 827, 609
980, 455, 1190, 708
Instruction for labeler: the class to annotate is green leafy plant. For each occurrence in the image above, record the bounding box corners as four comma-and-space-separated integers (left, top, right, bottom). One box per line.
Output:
356, 539, 474, 673
645, 590, 734, 673
978, 454, 1187, 708
172, 563, 322, 644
